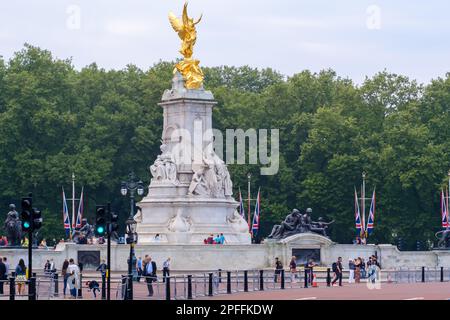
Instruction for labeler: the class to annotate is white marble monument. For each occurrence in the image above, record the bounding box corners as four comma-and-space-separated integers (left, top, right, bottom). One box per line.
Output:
135, 73, 251, 245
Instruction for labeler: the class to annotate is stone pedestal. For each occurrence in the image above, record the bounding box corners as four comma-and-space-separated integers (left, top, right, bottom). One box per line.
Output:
136, 73, 251, 245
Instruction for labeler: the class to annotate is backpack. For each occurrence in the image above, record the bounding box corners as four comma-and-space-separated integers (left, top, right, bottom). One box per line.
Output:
332, 262, 337, 272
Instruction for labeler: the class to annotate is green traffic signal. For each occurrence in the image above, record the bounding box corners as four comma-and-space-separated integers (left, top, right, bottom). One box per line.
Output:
96, 226, 105, 234
23, 221, 30, 229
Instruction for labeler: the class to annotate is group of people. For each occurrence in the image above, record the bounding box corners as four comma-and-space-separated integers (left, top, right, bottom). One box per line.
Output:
332, 255, 381, 286
0, 256, 27, 296
203, 233, 226, 244
60, 258, 84, 299
274, 257, 317, 284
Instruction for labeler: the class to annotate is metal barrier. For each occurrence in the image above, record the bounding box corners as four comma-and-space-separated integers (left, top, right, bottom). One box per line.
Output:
1, 267, 448, 300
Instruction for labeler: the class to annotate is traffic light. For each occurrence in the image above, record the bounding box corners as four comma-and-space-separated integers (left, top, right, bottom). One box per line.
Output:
95, 205, 107, 236
32, 208, 43, 230
110, 212, 119, 233
21, 197, 33, 232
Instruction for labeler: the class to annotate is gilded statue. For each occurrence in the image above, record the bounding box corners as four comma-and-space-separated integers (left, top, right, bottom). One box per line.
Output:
169, 2, 204, 89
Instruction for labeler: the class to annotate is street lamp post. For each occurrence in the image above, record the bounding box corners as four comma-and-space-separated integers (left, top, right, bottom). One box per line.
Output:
120, 172, 144, 300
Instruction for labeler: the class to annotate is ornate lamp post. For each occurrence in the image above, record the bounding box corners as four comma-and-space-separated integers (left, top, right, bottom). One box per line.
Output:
120, 172, 144, 300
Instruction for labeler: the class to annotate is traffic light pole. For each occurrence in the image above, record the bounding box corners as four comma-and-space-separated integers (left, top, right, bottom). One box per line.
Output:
107, 203, 111, 301
28, 229, 34, 300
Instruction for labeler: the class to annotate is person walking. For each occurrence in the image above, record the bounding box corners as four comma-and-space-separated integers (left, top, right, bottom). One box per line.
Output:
61, 259, 69, 296
289, 256, 297, 283
96, 259, 107, 283
162, 258, 171, 283
143, 256, 157, 297
348, 258, 355, 284
136, 257, 143, 282
0, 257, 6, 295
67, 259, 80, 299
274, 257, 283, 283
331, 257, 343, 286
3, 257, 9, 279
15, 259, 27, 295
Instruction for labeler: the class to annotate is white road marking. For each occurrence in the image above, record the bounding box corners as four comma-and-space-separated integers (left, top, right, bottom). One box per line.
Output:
295, 297, 317, 300
403, 297, 424, 300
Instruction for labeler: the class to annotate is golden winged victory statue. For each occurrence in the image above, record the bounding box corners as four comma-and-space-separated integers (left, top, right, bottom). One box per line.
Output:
169, 2, 204, 89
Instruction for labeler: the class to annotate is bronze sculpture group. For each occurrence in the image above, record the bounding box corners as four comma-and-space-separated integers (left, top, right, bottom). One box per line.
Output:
268, 208, 334, 240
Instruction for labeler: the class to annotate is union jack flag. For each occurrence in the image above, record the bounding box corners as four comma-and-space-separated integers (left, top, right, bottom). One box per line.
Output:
252, 188, 261, 236
366, 190, 376, 236
238, 188, 245, 220
442, 190, 448, 229
75, 187, 84, 230
355, 188, 363, 236
62, 188, 71, 237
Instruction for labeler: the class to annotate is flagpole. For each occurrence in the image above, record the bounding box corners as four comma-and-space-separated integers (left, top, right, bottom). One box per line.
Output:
247, 173, 251, 233
447, 170, 450, 228
362, 172, 366, 238
72, 173, 76, 239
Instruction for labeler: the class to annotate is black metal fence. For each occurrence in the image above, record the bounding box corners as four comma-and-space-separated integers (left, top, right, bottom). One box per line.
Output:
1, 266, 449, 300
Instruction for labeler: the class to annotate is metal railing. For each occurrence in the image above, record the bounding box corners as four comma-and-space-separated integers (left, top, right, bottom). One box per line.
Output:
0, 266, 448, 300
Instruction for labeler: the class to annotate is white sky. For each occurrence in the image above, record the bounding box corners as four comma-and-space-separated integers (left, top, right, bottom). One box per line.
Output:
0, 0, 449, 84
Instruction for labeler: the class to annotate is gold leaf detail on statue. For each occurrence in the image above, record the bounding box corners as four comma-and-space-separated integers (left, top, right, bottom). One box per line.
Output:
169, 2, 204, 89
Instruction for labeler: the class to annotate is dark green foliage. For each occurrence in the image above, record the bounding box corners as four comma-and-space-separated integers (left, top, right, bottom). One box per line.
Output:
0, 45, 449, 248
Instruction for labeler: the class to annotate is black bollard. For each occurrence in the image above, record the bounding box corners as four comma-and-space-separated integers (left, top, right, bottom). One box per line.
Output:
326, 268, 331, 287
244, 271, 249, 292
441, 267, 444, 282
166, 276, 171, 301
78, 273, 83, 298
421, 267, 425, 283
9, 277, 15, 301
304, 269, 308, 288
208, 273, 213, 297
281, 269, 285, 290
53, 273, 59, 297
101, 275, 106, 300
259, 270, 264, 291
121, 276, 127, 300
218, 269, 222, 283
227, 272, 232, 294
29, 277, 36, 300
187, 275, 193, 300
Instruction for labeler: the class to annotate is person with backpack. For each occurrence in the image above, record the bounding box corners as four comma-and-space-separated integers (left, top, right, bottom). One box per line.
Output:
331, 257, 343, 286
274, 257, 283, 283
86, 280, 100, 298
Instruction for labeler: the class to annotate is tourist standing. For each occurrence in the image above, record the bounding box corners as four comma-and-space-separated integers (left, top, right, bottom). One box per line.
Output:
348, 258, 355, 283
61, 259, 69, 296
162, 258, 171, 283
219, 233, 226, 244
3, 257, 9, 279
15, 259, 27, 295
274, 257, 283, 283
137, 257, 143, 282
354, 258, 361, 283
0, 257, 6, 295
143, 256, 157, 297
289, 256, 297, 283
331, 257, 343, 286
67, 259, 80, 299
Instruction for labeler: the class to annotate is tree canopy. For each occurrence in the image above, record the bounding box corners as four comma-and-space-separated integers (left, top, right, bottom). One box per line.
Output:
0, 45, 449, 249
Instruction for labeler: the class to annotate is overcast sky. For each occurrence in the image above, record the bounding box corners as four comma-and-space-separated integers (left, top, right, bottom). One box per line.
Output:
0, 0, 449, 84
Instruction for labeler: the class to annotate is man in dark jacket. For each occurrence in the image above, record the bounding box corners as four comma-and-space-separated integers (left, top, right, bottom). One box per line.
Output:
331, 257, 343, 286
143, 256, 157, 297
0, 257, 6, 294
